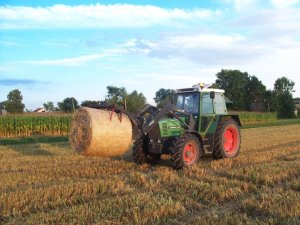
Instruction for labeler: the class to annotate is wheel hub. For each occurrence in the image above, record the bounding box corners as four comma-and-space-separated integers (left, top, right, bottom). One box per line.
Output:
183, 142, 197, 165
223, 126, 239, 154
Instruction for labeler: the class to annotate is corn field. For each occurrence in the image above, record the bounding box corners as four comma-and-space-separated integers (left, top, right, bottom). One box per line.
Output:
0, 112, 282, 138
0, 114, 71, 138
236, 112, 277, 125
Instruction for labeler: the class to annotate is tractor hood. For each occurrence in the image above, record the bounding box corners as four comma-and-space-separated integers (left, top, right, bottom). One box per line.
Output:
158, 118, 184, 138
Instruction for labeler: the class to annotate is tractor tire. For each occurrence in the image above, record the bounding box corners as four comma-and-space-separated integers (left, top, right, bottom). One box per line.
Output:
132, 138, 160, 165
213, 119, 241, 159
170, 134, 203, 169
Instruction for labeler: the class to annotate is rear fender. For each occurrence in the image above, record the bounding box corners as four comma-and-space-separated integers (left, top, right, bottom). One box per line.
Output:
219, 115, 241, 127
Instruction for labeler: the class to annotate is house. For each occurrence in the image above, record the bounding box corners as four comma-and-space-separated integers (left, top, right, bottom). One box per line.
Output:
251, 102, 264, 112
0, 109, 7, 115
294, 98, 300, 117
34, 108, 46, 113
296, 104, 300, 116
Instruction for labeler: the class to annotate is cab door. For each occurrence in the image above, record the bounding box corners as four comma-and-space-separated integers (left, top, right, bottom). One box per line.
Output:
199, 93, 215, 136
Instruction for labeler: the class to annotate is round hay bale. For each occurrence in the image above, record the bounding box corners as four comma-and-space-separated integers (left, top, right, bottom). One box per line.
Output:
70, 107, 132, 157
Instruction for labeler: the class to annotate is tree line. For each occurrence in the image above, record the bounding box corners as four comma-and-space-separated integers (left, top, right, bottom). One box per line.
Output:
215, 70, 296, 118
0, 86, 146, 114
0, 69, 297, 118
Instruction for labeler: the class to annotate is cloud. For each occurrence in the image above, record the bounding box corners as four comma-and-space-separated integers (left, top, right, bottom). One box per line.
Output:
0, 79, 42, 86
123, 33, 265, 66
27, 54, 105, 66
165, 34, 245, 49
225, 0, 258, 10
233, 7, 300, 26
231, 8, 300, 44
116, 3, 300, 67
25, 49, 126, 66
0, 40, 22, 46
271, 0, 300, 8
0, 4, 217, 29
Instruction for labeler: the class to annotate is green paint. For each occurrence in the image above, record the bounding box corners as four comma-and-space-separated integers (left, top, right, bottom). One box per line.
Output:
159, 118, 183, 138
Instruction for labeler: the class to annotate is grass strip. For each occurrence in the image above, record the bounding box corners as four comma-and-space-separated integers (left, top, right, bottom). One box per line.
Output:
242, 118, 300, 129
0, 136, 69, 145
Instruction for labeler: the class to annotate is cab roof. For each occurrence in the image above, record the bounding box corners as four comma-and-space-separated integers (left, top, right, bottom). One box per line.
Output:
175, 83, 225, 94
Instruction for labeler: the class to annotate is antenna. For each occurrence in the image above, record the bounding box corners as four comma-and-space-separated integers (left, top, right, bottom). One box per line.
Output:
193, 83, 214, 90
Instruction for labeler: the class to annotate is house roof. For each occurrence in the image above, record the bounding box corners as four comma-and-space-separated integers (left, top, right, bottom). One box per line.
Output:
34, 108, 46, 112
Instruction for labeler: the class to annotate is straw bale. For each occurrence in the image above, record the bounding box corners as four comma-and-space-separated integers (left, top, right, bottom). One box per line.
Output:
70, 107, 132, 157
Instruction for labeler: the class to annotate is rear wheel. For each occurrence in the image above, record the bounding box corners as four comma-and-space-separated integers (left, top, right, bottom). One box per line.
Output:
132, 138, 160, 165
213, 119, 241, 159
170, 134, 203, 169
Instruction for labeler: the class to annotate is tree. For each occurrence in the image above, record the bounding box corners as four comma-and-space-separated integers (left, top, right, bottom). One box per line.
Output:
216, 70, 271, 111
245, 75, 267, 111
126, 91, 146, 113
81, 100, 102, 107
5, 89, 25, 114
275, 92, 295, 118
216, 69, 250, 110
274, 77, 295, 94
105, 86, 146, 113
263, 90, 276, 112
57, 97, 79, 112
273, 77, 295, 119
246, 76, 266, 104
106, 86, 127, 106
154, 88, 175, 108
43, 101, 55, 112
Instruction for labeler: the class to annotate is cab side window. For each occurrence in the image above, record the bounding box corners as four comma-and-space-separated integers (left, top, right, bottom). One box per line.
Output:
176, 95, 184, 109
202, 93, 214, 114
214, 93, 227, 114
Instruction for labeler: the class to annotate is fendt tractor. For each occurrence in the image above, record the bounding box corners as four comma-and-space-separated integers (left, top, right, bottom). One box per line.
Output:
133, 84, 241, 169
96, 83, 241, 169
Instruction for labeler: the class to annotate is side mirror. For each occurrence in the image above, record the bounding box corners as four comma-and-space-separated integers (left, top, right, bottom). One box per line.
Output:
210, 91, 215, 99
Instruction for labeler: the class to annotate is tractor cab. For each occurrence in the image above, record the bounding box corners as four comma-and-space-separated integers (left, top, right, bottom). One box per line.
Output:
174, 83, 228, 134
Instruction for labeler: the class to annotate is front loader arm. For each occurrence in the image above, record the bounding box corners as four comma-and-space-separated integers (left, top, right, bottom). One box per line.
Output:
87, 102, 194, 141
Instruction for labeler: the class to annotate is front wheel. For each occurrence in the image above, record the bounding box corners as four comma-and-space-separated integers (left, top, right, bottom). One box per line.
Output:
213, 119, 241, 159
132, 138, 160, 165
170, 134, 203, 169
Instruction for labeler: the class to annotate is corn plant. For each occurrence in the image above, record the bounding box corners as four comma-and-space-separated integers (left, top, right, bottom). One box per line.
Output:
0, 114, 72, 138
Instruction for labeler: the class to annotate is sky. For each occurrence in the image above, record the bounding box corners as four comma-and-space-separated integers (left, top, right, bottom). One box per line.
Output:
0, 0, 300, 110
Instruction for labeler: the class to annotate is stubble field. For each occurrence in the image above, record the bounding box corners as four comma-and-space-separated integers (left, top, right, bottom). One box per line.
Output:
0, 125, 300, 224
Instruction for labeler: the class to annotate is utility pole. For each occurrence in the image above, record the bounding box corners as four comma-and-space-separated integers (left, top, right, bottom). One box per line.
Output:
72, 98, 75, 113
124, 97, 127, 111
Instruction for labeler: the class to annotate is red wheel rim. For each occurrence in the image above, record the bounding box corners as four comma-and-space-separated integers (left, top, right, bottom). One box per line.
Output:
183, 141, 197, 165
223, 126, 239, 155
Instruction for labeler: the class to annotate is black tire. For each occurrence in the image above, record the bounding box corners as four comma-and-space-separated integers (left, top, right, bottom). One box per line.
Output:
132, 138, 160, 165
213, 119, 241, 159
170, 134, 203, 169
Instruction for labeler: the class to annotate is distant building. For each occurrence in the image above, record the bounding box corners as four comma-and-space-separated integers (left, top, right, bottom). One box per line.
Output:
34, 108, 46, 113
295, 98, 300, 117
0, 109, 7, 115
251, 102, 264, 112
296, 104, 300, 116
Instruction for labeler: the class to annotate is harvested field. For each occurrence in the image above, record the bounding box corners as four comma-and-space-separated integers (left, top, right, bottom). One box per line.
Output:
0, 125, 300, 224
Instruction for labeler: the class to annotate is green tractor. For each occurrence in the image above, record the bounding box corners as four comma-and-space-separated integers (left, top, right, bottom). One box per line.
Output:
132, 83, 241, 169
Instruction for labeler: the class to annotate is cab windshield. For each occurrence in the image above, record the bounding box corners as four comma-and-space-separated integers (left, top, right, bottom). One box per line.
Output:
175, 92, 200, 114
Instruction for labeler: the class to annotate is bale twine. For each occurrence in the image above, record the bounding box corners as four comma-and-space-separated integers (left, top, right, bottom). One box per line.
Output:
70, 107, 132, 157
